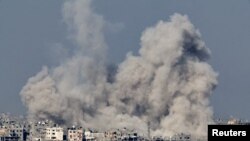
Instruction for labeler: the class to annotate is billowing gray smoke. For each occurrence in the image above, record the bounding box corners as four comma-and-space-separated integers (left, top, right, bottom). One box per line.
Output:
20, 0, 217, 137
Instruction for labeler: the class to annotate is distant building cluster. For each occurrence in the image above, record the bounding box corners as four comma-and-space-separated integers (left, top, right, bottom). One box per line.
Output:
1, 113, 249, 141
0, 113, 142, 141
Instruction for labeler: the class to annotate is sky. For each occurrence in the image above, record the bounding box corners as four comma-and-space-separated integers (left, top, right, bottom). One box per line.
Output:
0, 0, 250, 120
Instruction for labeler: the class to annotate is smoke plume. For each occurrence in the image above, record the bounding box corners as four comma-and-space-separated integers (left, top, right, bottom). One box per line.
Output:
20, 0, 217, 137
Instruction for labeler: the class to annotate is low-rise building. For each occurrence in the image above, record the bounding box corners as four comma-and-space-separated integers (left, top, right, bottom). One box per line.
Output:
0, 128, 19, 141
104, 128, 138, 141
28, 120, 55, 141
9, 125, 26, 141
68, 127, 84, 141
84, 130, 95, 141
45, 127, 63, 141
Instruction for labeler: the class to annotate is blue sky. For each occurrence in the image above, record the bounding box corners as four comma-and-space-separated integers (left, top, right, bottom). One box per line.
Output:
0, 0, 250, 119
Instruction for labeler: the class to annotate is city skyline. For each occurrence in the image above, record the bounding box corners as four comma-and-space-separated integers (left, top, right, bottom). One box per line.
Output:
1, 0, 250, 121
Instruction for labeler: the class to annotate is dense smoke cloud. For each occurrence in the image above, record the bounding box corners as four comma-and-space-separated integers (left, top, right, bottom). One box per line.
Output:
20, 0, 217, 137
21, 0, 108, 126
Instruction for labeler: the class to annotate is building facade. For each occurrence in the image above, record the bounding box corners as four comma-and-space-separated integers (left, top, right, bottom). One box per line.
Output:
68, 127, 83, 141
45, 127, 63, 141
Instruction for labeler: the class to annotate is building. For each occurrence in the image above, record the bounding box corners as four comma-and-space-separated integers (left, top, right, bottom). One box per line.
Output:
104, 128, 138, 141
0, 126, 24, 141
0, 136, 19, 141
68, 127, 84, 141
9, 125, 26, 141
45, 127, 63, 141
84, 130, 95, 141
0, 128, 8, 141
28, 120, 55, 141
0, 129, 19, 141
84, 130, 105, 141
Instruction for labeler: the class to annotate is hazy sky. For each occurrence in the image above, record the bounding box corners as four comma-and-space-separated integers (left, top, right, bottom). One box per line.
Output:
0, 0, 250, 120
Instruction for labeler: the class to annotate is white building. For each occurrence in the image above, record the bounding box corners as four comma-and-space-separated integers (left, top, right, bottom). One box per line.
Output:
45, 127, 63, 141
68, 127, 83, 141
84, 130, 104, 141
84, 130, 95, 141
